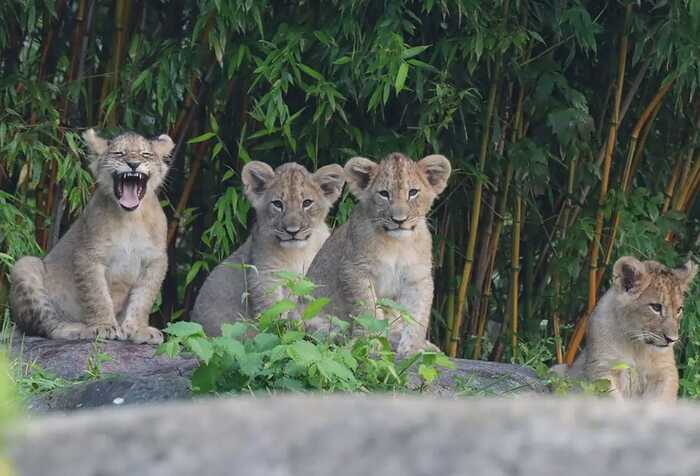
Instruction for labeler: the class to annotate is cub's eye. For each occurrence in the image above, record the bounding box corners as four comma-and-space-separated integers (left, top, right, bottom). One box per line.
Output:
649, 303, 663, 314
408, 188, 419, 198
378, 190, 390, 199
271, 200, 284, 210
303, 199, 314, 209
141, 151, 154, 158
112, 151, 125, 157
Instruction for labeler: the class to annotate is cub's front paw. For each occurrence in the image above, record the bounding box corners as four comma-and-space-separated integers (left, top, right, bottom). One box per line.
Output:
122, 323, 164, 345
81, 323, 125, 341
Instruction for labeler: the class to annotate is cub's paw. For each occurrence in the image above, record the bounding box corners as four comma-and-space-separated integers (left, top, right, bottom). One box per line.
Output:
123, 323, 164, 345
81, 323, 125, 341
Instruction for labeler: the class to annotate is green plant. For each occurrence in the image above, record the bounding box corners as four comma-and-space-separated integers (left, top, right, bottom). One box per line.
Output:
159, 272, 453, 394
0, 350, 19, 475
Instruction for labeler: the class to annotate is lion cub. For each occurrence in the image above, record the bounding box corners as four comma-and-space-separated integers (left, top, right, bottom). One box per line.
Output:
570, 256, 697, 401
306, 152, 451, 354
191, 161, 345, 335
10, 129, 174, 344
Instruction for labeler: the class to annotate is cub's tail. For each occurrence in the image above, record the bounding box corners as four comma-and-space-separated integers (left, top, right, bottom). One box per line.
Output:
9, 256, 62, 337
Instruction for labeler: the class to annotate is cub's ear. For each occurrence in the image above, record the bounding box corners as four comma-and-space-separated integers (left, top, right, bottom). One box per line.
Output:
418, 154, 451, 195
83, 128, 109, 156
313, 164, 345, 205
344, 157, 377, 197
151, 134, 175, 161
613, 256, 649, 294
675, 259, 698, 291
242, 161, 275, 203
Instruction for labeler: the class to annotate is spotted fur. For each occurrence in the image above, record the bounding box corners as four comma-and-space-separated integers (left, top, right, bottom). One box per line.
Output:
306, 152, 451, 355
9, 129, 174, 344
191, 161, 345, 336
575, 256, 698, 401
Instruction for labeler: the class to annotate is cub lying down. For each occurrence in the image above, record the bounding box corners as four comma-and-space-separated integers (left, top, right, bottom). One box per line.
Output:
306, 152, 451, 354
191, 161, 345, 335
10, 129, 174, 344
558, 256, 697, 401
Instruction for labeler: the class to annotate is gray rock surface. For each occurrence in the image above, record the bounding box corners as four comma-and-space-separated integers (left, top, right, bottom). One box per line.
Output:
10, 335, 197, 380
427, 358, 546, 395
8, 334, 544, 412
28, 374, 192, 412
9, 335, 196, 411
9, 395, 700, 476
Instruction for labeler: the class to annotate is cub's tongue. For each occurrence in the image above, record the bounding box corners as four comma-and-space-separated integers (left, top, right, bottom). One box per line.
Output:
119, 181, 140, 209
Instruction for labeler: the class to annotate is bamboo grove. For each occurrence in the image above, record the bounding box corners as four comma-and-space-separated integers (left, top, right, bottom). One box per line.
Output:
1, 0, 700, 393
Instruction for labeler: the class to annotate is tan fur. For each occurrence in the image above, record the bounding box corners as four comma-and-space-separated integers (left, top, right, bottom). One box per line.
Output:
306, 153, 451, 354
190, 161, 345, 336
9, 129, 174, 344
570, 256, 697, 401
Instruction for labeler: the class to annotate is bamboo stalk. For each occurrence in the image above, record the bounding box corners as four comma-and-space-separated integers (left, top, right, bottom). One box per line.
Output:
565, 3, 632, 367
599, 79, 674, 280
510, 192, 523, 359
472, 83, 525, 359
448, 63, 505, 356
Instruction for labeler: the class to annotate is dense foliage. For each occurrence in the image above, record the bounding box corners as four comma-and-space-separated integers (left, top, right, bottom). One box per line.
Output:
159, 272, 453, 394
1, 1, 700, 395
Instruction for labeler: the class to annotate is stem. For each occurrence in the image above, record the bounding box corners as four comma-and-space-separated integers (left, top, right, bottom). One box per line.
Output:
565, 3, 632, 366
510, 191, 523, 359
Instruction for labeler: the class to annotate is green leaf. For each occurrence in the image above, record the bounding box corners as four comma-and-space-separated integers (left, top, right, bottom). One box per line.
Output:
212, 337, 245, 359
317, 358, 356, 383
395, 62, 409, 93
298, 63, 324, 81
156, 340, 180, 359
289, 278, 316, 296
191, 364, 220, 394
163, 321, 205, 338
239, 352, 263, 377
302, 297, 330, 320
281, 331, 305, 343
418, 364, 438, 383
434, 353, 454, 369
288, 340, 322, 366
354, 314, 389, 334
221, 322, 248, 339
187, 132, 216, 144
258, 299, 297, 329
187, 337, 214, 365
401, 45, 429, 59
185, 260, 205, 287
254, 333, 280, 352
333, 56, 352, 65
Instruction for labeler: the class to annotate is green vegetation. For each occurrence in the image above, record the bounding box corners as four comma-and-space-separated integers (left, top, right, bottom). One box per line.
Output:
0, 351, 18, 475
1, 1, 700, 397
159, 272, 453, 394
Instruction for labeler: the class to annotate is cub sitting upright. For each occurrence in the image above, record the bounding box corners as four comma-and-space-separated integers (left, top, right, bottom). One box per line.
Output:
191, 161, 345, 335
10, 129, 174, 344
306, 152, 451, 354
582, 256, 697, 401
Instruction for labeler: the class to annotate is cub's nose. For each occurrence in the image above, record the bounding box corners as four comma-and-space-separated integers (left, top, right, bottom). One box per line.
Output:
126, 161, 140, 171
285, 225, 301, 236
663, 334, 677, 345
391, 216, 407, 225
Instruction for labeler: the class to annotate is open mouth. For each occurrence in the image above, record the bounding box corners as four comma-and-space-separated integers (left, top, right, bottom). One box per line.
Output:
113, 172, 149, 211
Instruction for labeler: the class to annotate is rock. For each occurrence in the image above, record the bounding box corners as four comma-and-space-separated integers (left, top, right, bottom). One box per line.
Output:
7, 333, 545, 411
8, 334, 196, 412
9, 335, 197, 381
427, 358, 547, 395
9, 395, 700, 476
28, 374, 192, 412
